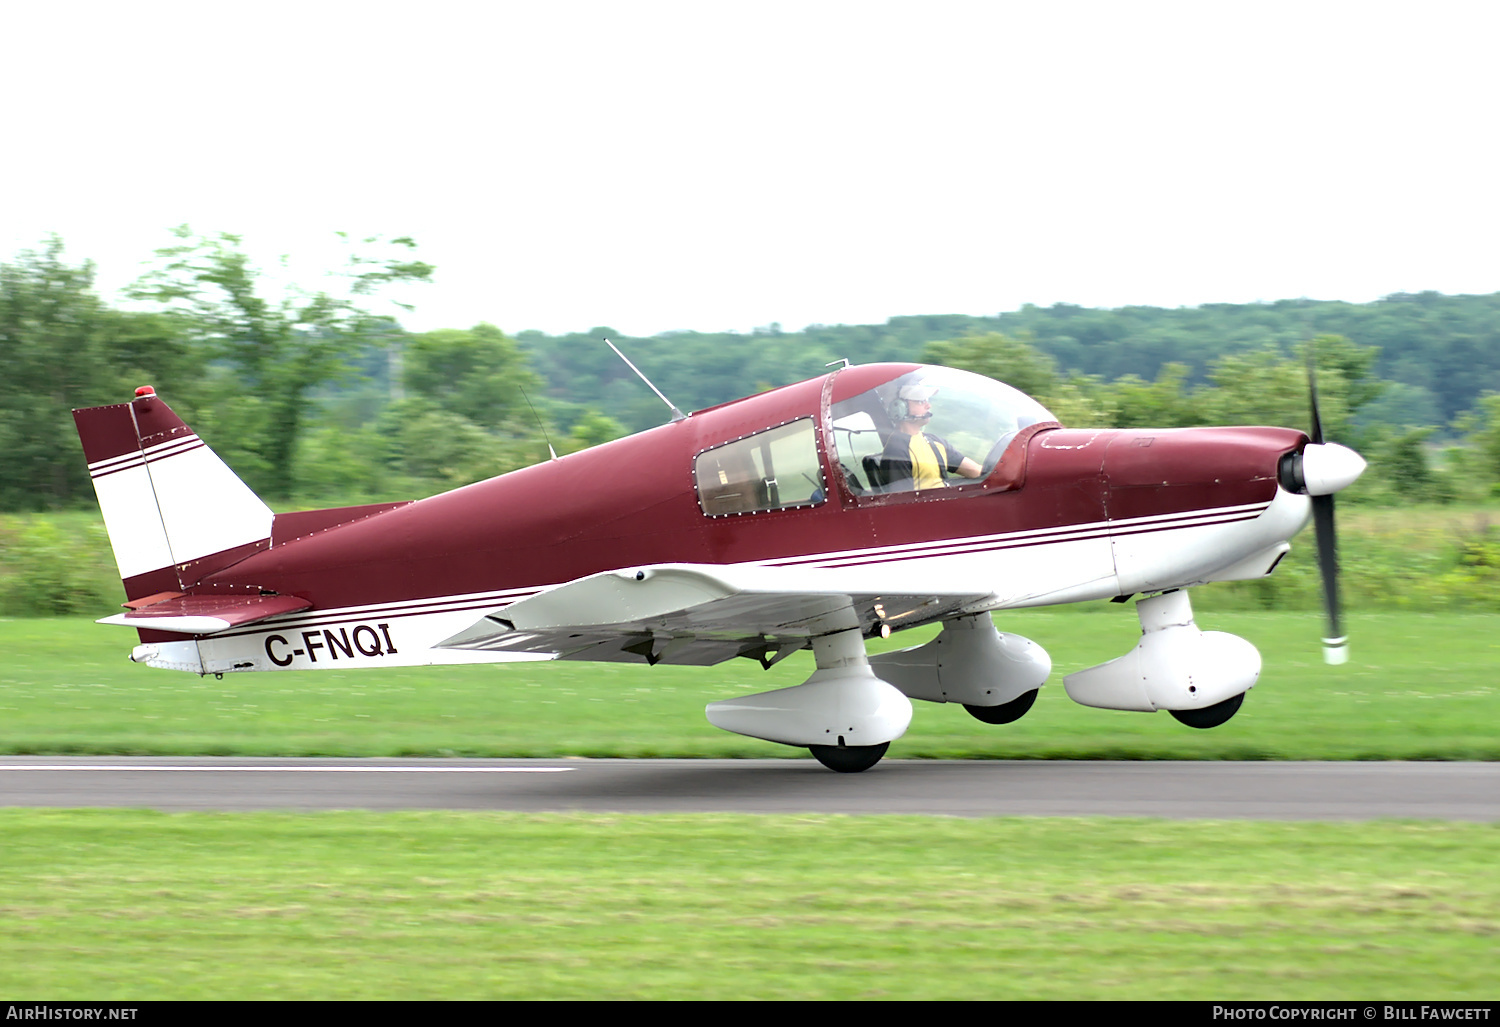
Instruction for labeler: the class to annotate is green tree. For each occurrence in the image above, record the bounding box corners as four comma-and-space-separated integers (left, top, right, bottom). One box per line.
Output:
1456, 393, 1500, 489
0, 238, 190, 509
1039, 374, 1115, 427
128, 227, 433, 498
402, 324, 539, 430
1307, 333, 1382, 413
293, 423, 396, 502
386, 408, 508, 488
0, 241, 105, 508
1200, 347, 1354, 439
924, 332, 1060, 399
1354, 382, 1442, 432
1356, 425, 1447, 504
1104, 362, 1202, 428
562, 409, 627, 454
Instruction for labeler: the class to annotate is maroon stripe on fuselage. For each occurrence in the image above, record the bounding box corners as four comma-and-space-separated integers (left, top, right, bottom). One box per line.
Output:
785, 509, 1267, 570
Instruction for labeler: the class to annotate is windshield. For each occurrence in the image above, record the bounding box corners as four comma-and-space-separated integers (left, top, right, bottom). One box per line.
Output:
829, 365, 1055, 496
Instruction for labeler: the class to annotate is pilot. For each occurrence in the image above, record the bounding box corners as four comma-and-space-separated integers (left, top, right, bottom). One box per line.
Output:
880, 383, 983, 491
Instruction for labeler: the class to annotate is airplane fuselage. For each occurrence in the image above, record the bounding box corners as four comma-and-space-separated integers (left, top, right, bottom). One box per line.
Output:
106, 363, 1310, 676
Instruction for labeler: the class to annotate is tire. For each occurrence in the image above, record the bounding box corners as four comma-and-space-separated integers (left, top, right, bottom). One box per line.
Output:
808, 742, 890, 773
964, 689, 1039, 725
1169, 691, 1245, 729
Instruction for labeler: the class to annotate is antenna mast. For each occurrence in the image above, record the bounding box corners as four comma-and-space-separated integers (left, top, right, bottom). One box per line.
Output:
606, 339, 686, 422
518, 384, 558, 460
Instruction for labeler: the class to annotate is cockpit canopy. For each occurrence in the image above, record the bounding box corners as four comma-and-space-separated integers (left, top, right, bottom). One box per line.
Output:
831, 365, 1056, 496
692, 363, 1057, 517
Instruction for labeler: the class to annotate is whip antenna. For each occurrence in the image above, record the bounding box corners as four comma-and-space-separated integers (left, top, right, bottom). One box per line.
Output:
606, 339, 686, 422
518, 384, 558, 461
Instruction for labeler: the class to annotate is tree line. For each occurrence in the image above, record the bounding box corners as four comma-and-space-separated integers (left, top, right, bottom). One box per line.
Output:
4, 231, 1500, 512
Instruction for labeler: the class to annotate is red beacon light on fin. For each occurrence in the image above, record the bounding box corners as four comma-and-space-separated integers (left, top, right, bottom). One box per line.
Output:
134, 386, 156, 398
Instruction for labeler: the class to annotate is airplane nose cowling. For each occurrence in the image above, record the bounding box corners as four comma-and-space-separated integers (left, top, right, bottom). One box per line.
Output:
1299, 442, 1366, 496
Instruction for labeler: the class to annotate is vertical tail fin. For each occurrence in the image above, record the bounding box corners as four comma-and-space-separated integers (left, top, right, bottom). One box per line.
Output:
73, 387, 273, 601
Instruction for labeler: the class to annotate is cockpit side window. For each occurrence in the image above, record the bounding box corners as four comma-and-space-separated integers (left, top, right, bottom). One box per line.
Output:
695, 418, 826, 517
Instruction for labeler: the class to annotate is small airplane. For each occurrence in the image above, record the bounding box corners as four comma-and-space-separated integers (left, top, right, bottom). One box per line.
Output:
73, 359, 1365, 772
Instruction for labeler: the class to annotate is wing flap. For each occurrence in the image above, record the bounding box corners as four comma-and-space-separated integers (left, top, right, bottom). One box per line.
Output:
96, 593, 313, 635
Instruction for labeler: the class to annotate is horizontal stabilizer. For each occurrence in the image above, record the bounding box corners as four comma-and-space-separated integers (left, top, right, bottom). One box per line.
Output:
97, 593, 313, 635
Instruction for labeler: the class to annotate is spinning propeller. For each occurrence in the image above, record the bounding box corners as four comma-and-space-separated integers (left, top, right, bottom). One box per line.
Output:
1277, 354, 1367, 664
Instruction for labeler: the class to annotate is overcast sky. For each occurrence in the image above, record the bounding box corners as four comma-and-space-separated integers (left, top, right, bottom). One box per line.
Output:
4, 1, 1497, 337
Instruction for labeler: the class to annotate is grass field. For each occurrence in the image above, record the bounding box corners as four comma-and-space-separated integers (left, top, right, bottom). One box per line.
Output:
2, 610, 1496, 760
2, 609, 1497, 1000
1, 810, 1495, 1000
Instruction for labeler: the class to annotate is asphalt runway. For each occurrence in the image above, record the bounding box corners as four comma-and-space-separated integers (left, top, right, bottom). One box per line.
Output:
1, 757, 1496, 819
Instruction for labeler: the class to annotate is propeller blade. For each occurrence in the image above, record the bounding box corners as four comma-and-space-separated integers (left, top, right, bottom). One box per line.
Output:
1306, 349, 1325, 446
1306, 347, 1345, 664
1312, 492, 1346, 664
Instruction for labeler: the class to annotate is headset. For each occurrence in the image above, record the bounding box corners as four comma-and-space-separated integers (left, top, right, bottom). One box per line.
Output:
887, 384, 936, 424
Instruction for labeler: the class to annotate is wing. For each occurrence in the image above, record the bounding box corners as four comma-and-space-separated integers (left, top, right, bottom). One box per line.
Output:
436, 564, 993, 667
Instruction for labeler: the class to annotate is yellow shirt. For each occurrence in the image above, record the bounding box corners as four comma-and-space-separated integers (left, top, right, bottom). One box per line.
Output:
907, 434, 947, 490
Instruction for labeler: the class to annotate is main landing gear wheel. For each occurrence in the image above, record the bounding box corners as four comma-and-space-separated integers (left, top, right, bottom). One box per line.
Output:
964, 688, 1039, 725
809, 741, 890, 773
1169, 691, 1245, 729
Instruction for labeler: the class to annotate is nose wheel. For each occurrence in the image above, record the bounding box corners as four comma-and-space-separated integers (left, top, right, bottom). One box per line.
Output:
808, 742, 890, 773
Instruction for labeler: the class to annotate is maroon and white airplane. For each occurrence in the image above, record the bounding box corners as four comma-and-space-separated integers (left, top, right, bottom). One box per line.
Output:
73, 361, 1365, 771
